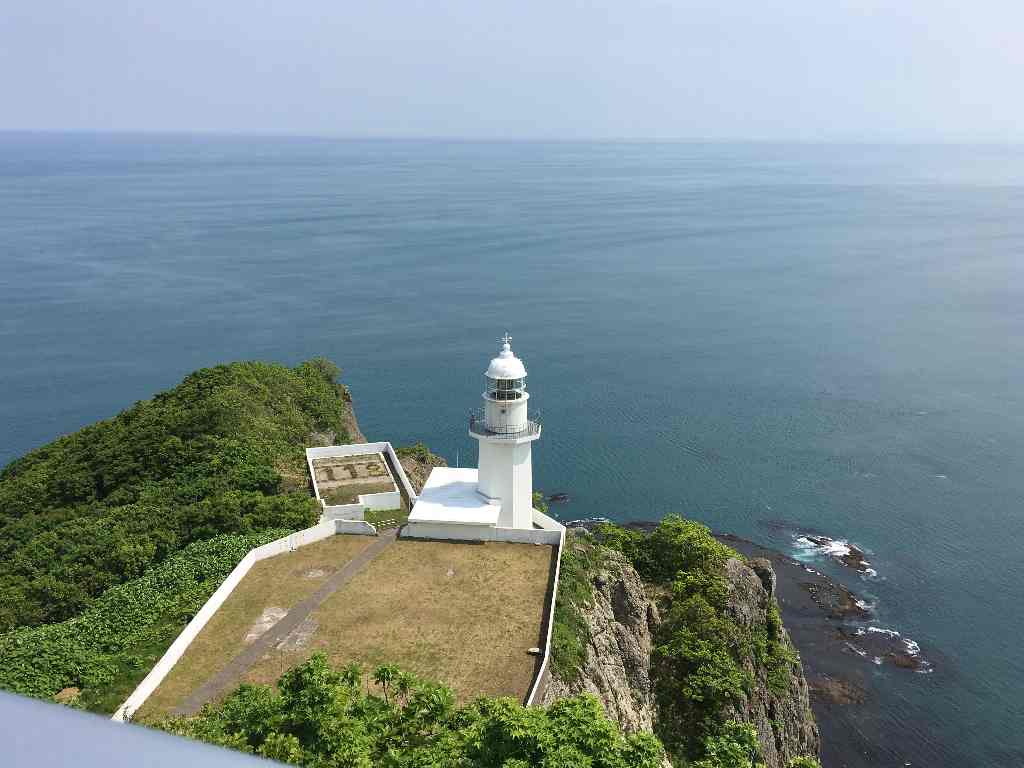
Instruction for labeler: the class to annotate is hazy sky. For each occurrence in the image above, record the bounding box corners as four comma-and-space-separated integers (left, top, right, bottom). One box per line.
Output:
3, 0, 1021, 141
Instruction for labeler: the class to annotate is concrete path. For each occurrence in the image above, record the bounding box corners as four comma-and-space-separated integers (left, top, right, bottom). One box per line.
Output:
175, 530, 398, 715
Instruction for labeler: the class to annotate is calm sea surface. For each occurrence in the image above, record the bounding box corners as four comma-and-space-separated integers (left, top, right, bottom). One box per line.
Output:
2, 133, 1023, 766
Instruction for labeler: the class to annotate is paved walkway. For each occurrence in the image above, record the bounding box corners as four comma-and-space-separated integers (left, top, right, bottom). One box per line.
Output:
175, 530, 398, 715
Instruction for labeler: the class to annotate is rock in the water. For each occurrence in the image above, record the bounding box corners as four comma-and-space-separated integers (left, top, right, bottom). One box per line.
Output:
809, 675, 866, 706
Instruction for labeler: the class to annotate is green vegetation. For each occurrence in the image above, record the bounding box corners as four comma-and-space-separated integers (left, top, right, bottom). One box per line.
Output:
362, 508, 408, 529
394, 441, 438, 464
549, 538, 606, 681
0, 530, 290, 711
554, 516, 804, 765
0, 358, 819, 767
692, 721, 820, 768
0, 359, 350, 631
157, 652, 666, 768
321, 481, 396, 506
532, 490, 549, 516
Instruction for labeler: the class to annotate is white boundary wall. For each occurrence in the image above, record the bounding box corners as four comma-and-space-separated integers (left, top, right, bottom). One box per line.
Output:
111, 519, 377, 722
402, 521, 499, 541
323, 501, 366, 519
403, 508, 562, 545
322, 490, 400, 520
525, 518, 566, 707
307, 443, 417, 521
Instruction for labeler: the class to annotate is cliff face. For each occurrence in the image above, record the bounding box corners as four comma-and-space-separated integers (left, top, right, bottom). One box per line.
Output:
544, 548, 819, 768
724, 557, 820, 767
542, 549, 661, 734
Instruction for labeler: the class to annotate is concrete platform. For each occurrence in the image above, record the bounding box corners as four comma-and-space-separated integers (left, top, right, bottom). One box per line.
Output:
408, 467, 499, 526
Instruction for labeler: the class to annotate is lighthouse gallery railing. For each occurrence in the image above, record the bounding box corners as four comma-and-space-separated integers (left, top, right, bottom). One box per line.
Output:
469, 412, 541, 440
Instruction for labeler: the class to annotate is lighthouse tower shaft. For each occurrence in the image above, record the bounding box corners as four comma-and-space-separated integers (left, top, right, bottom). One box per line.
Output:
469, 335, 541, 529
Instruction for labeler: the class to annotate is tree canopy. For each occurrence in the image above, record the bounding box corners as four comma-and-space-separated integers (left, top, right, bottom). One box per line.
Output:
158, 653, 666, 768
0, 359, 348, 630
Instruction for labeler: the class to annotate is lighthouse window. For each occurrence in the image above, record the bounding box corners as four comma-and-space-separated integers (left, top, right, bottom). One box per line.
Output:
487, 377, 525, 400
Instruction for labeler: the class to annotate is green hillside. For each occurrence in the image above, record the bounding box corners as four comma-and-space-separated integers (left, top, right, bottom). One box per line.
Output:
0, 358, 350, 631
0, 530, 290, 712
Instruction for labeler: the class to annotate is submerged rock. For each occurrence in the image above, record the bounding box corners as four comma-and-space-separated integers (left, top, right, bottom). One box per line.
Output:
809, 675, 866, 706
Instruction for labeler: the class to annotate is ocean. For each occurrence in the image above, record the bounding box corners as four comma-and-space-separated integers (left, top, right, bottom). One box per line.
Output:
2, 133, 1023, 766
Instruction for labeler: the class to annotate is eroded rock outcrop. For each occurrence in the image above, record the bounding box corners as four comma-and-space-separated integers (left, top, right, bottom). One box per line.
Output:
723, 558, 820, 768
545, 544, 819, 768
542, 548, 660, 733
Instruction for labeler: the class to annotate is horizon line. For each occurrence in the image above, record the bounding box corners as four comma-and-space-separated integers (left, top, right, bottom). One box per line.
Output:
2, 127, 1023, 148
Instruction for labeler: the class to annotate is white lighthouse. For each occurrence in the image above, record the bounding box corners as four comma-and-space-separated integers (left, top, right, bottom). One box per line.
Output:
404, 335, 560, 542
471, 334, 541, 529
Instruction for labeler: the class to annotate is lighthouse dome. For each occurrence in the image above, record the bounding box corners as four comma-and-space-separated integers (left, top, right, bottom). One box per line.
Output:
485, 335, 527, 380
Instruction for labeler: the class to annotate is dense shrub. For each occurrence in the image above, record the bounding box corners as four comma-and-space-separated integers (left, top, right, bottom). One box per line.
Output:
158, 652, 666, 768
0, 359, 346, 630
0, 530, 289, 710
588, 516, 800, 763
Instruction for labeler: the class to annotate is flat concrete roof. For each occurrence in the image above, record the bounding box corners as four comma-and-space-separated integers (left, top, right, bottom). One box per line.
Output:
408, 467, 499, 526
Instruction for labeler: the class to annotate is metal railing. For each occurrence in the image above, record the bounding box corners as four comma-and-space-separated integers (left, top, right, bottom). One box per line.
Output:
469, 412, 541, 440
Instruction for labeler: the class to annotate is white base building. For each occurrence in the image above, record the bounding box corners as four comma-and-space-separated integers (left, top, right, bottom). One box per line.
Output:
404, 335, 563, 544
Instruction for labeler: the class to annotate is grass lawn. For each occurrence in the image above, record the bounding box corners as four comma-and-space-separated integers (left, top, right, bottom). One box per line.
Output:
138, 534, 373, 719
241, 539, 556, 703
322, 480, 395, 505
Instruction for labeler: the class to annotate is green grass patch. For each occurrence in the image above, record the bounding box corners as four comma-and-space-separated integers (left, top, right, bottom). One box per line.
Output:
363, 508, 408, 529
321, 480, 395, 505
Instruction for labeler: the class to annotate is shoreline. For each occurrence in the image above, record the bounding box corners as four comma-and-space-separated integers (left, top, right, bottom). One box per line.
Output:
568, 518, 934, 768
713, 532, 930, 768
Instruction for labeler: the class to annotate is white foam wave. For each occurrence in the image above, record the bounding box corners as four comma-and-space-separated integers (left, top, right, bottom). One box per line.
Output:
565, 517, 610, 528
867, 626, 901, 639
794, 535, 853, 558
860, 625, 933, 672
793, 534, 878, 579
845, 642, 868, 658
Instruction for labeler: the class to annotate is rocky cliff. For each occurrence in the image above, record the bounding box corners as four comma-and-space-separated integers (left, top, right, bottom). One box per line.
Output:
544, 542, 819, 767
724, 557, 820, 767
542, 547, 661, 734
